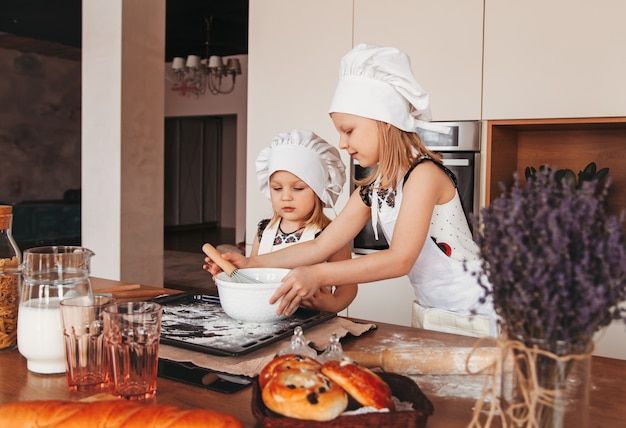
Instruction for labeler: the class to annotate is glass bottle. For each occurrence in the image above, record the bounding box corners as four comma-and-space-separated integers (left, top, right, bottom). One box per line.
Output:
0, 205, 21, 351
277, 326, 317, 359
318, 333, 345, 363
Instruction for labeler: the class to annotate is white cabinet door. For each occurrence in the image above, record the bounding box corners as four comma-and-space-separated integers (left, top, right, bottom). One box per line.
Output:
483, 0, 626, 119
346, 275, 415, 327
354, 0, 484, 121
247, 0, 354, 235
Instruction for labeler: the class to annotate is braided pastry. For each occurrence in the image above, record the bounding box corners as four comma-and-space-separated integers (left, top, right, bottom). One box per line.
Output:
262, 368, 348, 421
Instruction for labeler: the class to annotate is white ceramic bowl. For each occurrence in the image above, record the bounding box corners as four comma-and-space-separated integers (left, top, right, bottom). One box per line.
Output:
215, 268, 290, 323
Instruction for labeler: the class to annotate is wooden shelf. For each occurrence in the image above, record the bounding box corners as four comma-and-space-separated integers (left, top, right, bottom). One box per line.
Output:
485, 117, 626, 221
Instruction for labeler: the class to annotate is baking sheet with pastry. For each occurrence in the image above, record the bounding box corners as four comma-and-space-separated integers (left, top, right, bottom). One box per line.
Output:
152, 293, 336, 356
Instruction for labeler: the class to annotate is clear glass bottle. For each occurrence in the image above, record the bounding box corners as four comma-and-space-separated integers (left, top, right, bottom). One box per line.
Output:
318, 333, 345, 363
277, 326, 317, 359
0, 205, 21, 351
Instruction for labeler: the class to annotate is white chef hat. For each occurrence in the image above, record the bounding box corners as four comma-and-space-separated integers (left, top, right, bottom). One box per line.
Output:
328, 43, 431, 132
256, 129, 346, 208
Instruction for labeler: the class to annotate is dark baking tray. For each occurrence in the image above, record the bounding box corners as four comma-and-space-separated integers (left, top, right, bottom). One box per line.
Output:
152, 293, 336, 357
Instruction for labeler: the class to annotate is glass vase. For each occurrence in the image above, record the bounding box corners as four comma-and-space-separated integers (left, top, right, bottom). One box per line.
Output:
501, 338, 592, 428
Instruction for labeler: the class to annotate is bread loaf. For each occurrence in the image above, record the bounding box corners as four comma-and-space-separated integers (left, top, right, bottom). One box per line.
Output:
0, 400, 243, 428
321, 360, 395, 410
262, 368, 348, 421
258, 353, 321, 389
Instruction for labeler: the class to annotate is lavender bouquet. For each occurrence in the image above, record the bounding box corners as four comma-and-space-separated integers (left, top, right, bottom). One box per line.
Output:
474, 166, 626, 355
469, 167, 626, 427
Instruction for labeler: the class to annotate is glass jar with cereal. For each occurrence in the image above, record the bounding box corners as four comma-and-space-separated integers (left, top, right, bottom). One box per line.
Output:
0, 205, 21, 351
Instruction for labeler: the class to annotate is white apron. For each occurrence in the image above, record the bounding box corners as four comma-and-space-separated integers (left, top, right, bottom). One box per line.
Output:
258, 220, 320, 255
258, 220, 335, 294
371, 173, 495, 337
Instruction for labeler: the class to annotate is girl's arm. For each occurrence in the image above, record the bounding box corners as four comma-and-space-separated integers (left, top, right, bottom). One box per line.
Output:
250, 230, 261, 257
248, 189, 371, 269
272, 162, 455, 316
204, 190, 368, 275
300, 283, 357, 313
300, 241, 358, 313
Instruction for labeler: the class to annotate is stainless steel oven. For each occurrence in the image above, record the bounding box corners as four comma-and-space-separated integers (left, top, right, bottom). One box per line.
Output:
352, 121, 481, 254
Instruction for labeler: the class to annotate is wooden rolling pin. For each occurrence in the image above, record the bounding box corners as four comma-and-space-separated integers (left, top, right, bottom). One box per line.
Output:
95, 284, 170, 299
345, 346, 506, 375
96, 284, 141, 293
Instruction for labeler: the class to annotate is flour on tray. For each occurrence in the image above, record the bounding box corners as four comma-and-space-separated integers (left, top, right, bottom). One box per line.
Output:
161, 301, 281, 348
158, 296, 334, 355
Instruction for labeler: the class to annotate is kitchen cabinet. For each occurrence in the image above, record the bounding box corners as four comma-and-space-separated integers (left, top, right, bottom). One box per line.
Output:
484, 117, 626, 230
484, 117, 626, 360
483, 0, 626, 120
246, 0, 354, 240
345, 269, 415, 327
353, 0, 483, 121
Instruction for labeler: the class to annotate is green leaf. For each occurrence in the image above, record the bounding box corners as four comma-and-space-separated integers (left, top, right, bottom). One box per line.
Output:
584, 161, 597, 176
579, 162, 597, 182
557, 169, 577, 190
596, 167, 610, 181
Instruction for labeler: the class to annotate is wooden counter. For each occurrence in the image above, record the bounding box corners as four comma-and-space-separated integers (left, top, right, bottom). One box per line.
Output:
0, 278, 624, 427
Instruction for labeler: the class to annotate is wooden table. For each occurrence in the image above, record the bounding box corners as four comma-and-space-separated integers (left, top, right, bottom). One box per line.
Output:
1, 278, 624, 427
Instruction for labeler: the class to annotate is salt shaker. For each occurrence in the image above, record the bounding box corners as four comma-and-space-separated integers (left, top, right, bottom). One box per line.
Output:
0, 205, 21, 351
277, 326, 317, 359
318, 333, 345, 363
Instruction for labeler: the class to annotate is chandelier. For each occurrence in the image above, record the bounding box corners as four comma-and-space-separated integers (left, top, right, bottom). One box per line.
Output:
170, 16, 242, 97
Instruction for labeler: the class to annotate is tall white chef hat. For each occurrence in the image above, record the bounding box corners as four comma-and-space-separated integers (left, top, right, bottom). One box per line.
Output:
256, 129, 346, 208
328, 43, 432, 132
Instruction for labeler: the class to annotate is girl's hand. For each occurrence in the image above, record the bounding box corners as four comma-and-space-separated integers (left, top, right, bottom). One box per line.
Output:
300, 287, 336, 312
270, 266, 321, 316
202, 251, 248, 277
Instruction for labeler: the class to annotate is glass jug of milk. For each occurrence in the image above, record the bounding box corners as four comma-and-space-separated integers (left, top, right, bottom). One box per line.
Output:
17, 246, 94, 374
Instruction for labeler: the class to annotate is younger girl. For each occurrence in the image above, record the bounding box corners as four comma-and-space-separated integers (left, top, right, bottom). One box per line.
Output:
207, 45, 494, 337
251, 129, 357, 313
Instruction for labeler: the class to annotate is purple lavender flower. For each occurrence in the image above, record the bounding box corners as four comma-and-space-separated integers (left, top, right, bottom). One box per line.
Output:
474, 167, 626, 355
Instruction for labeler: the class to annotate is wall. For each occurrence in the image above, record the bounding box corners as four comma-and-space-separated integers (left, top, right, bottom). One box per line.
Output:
482, 0, 626, 120
0, 48, 81, 204
0, 45, 247, 245
246, 0, 354, 251
81, 0, 166, 286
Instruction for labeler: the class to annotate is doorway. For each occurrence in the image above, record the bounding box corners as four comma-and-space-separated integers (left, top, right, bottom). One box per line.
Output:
163, 116, 236, 291
164, 116, 222, 228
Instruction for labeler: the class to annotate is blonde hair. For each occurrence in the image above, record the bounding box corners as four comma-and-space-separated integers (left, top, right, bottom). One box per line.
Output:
268, 192, 331, 230
355, 121, 443, 189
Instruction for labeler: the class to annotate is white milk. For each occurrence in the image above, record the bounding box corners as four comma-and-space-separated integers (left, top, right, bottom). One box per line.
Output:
17, 297, 66, 374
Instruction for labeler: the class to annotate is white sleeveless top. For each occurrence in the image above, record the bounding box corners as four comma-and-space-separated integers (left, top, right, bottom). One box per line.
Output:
365, 158, 493, 318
